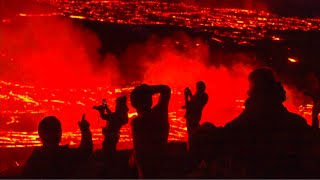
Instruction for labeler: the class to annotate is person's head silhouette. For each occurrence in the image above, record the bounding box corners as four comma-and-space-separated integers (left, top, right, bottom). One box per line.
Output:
130, 84, 152, 113
196, 81, 206, 93
248, 67, 276, 96
116, 96, 128, 112
38, 116, 62, 147
249, 67, 276, 86
116, 96, 127, 106
247, 67, 286, 104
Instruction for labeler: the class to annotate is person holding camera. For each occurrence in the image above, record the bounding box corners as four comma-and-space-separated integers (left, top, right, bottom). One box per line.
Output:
93, 96, 129, 157
183, 81, 209, 143
130, 84, 171, 178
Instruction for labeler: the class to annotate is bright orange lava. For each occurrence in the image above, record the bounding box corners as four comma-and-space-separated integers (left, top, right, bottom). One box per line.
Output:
0, 6, 317, 149
0, 79, 314, 149
288, 57, 298, 63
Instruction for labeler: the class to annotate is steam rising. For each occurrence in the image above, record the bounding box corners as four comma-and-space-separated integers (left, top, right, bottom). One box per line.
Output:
0, 16, 312, 129
0, 17, 120, 88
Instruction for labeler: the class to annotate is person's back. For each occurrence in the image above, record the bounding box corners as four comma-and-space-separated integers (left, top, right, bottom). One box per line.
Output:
226, 98, 308, 131
23, 115, 93, 178
130, 84, 171, 178
224, 68, 312, 178
24, 145, 91, 178
131, 110, 169, 150
226, 68, 308, 130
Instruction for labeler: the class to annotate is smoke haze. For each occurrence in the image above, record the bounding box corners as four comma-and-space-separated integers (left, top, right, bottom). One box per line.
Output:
0, 16, 312, 129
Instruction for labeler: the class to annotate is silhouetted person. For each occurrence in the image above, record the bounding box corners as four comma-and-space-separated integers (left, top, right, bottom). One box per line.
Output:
130, 84, 171, 178
225, 67, 311, 178
183, 81, 208, 142
23, 115, 93, 178
93, 96, 129, 157
226, 67, 308, 129
304, 72, 320, 129
190, 122, 217, 162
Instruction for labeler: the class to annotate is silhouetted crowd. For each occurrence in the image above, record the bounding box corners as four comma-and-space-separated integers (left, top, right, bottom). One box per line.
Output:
19, 67, 320, 178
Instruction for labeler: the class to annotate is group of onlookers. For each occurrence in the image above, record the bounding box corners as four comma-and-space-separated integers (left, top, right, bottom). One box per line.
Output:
21, 67, 320, 178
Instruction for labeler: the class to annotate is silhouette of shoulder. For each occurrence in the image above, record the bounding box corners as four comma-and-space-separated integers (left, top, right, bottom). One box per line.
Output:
225, 109, 310, 130
23, 145, 91, 178
224, 110, 248, 129
199, 93, 209, 103
286, 112, 310, 129
130, 117, 140, 132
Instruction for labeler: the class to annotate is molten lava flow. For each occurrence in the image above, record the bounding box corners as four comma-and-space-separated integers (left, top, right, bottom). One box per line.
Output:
271, 36, 282, 41
12, 1, 320, 44
69, 15, 86, 20
0, 79, 312, 148
0, 13, 315, 150
288, 57, 298, 63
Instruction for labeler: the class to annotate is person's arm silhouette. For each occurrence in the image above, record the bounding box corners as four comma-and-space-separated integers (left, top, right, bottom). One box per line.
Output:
201, 92, 209, 107
104, 102, 113, 115
182, 87, 192, 109
150, 85, 171, 109
93, 101, 113, 121
122, 106, 129, 125
78, 114, 93, 154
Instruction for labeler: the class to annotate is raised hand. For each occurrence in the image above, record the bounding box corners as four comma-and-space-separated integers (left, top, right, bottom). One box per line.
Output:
93, 105, 105, 111
78, 114, 90, 132
184, 87, 191, 95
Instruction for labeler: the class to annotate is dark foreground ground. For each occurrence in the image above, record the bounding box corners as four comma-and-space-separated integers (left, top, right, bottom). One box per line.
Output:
0, 142, 189, 178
